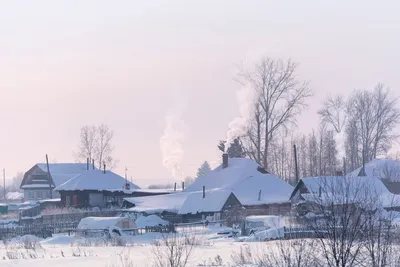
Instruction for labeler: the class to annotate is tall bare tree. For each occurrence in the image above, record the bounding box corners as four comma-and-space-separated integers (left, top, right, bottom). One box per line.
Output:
77, 125, 97, 163
95, 124, 115, 169
318, 94, 348, 134
239, 58, 312, 170
76, 124, 116, 169
347, 84, 400, 163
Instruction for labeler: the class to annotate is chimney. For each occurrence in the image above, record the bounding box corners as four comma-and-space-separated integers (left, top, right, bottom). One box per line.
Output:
203, 186, 205, 198
87, 158, 89, 170
258, 190, 262, 201
182, 181, 185, 191
92, 159, 95, 169
174, 182, 177, 192
103, 163, 106, 174
222, 153, 228, 168
318, 186, 322, 197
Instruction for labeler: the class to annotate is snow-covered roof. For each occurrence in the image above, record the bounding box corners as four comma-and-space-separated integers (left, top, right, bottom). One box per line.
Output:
37, 163, 89, 187
186, 158, 293, 205
299, 175, 400, 208
124, 192, 189, 214
348, 158, 400, 181
54, 169, 140, 192
178, 189, 235, 214
5, 192, 24, 200
135, 215, 169, 228
77, 216, 135, 230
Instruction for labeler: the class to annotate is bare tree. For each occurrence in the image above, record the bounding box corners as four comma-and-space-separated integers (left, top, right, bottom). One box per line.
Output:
304, 176, 384, 267
318, 94, 348, 134
347, 84, 400, 163
77, 125, 97, 163
76, 124, 116, 169
361, 207, 399, 267
239, 58, 312, 170
95, 124, 115, 169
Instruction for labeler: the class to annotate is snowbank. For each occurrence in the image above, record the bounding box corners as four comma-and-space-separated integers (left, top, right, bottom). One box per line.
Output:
78, 217, 129, 230
41, 235, 75, 245
5, 191, 24, 200
135, 215, 169, 228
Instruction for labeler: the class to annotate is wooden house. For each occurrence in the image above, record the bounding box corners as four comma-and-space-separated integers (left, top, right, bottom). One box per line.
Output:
20, 163, 89, 201
290, 175, 400, 216
55, 169, 143, 208
178, 189, 242, 223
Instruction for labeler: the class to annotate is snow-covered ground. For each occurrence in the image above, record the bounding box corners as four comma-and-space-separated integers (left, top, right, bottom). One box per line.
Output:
0, 225, 255, 267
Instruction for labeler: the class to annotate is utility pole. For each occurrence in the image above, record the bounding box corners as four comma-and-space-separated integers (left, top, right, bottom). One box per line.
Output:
46, 154, 52, 199
3, 169, 5, 200
293, 144, 300, 185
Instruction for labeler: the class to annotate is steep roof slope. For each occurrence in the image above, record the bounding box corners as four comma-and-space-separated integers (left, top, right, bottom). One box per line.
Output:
299, 175, 400, 208
348, 158, 400, 181
186, 158, 293, 205
55, 169, 140, 192
124, 192, 189, 214
178, 189, 235, 214
38, 163, 89, 187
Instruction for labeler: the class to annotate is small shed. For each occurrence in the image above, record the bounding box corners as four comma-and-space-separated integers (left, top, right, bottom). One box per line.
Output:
77, 216, 137, 237
78, 216, 137, 230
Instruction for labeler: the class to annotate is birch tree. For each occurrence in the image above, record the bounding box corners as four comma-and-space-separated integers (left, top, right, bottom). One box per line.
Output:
347, 84, 400, 163
76, 124, 116, 169
239, 58, 312, 170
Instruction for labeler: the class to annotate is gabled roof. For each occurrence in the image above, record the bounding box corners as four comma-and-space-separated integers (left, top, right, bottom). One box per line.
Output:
186, 158, 293, 205
292, 175, 400, 208
54, 169, 140, 192
21, 163, 90, 189
178, 189, 239, 214
124, 192, 189, 214
348, 158, 400, 181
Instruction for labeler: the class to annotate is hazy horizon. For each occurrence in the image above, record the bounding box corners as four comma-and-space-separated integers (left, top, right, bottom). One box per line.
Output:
1, 1, 399, 188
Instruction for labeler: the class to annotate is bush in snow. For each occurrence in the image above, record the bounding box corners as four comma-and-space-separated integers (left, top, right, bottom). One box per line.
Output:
107, 250, 134, 267
150, 232, 197, 267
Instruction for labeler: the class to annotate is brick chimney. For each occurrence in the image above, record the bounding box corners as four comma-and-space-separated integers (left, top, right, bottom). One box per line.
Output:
222, 153, 228, 168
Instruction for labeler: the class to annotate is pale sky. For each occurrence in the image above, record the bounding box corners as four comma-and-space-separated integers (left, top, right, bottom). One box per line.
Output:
1, 1, 399, 187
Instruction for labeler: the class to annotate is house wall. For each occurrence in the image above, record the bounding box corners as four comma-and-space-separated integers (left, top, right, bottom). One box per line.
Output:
21, 165, 59, 201
24, 189, 59, 202
115, 219, 137, 229
89, 193, 104, 208
244, 202, 292, 216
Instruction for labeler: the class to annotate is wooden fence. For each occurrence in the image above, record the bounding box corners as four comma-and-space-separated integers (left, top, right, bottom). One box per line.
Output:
0, 221, 175, 240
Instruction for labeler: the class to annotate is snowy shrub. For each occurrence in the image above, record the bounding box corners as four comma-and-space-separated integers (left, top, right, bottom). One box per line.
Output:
150, 232, 196, 267
231, 246, 254, 266
108, 250, 134, 267
231, 240, 320, 267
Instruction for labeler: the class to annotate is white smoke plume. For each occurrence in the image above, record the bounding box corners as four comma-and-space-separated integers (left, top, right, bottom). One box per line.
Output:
334, 130, 346, 160
225, 85, 254, 152
160, 100, 186, 179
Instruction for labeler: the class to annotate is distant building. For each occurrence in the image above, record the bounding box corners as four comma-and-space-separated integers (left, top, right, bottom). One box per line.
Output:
123, 155, 294, 223
347, 158, 400, 194
20, 163, 89, 201
55, 168, 141, 208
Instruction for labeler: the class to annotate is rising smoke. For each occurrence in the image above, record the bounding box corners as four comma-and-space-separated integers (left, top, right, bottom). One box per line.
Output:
160, 96, 186, 180
225, 85, 254, 152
